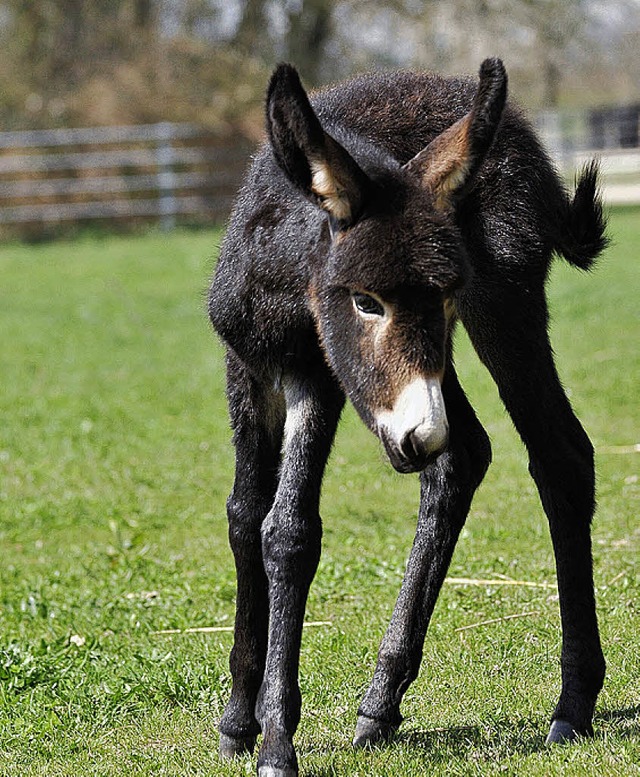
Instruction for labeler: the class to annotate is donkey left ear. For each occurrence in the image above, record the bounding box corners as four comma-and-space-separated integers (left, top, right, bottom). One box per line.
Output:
404, 58, 507, 210
266, 63, 370, 226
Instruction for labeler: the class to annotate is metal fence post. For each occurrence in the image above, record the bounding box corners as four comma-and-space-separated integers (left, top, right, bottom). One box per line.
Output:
157, 122, 177, 231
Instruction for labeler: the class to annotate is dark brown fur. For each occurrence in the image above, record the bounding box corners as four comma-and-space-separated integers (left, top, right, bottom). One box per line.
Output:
209, 59, 608, 776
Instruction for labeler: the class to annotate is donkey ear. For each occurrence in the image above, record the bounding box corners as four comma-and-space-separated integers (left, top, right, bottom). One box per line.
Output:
404, 58, 507, 210
266, 64, 369, 225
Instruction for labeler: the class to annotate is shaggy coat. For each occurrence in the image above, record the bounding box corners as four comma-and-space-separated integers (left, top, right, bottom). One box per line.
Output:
209, 59, 607, 777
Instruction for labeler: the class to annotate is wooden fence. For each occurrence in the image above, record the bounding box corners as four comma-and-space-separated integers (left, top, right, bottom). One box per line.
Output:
0, 123, 254, 237
0, 112, 638, 239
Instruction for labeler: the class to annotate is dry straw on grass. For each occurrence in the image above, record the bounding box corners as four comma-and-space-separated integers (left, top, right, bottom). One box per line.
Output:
152, 621, 332, 636
455, 610, 541, 633
444, 577, 556, 590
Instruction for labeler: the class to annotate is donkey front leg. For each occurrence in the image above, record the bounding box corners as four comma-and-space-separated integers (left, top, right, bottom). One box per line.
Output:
257, 371, 344, 777
220, 355, 285, 758
355, 366, 492, 746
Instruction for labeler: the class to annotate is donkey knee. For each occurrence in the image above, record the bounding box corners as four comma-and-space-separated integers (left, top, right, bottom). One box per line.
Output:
468, 423, 492, 489
261, 509, 322, 587
528, 432, 595, 522
446, 420, 491, 493
227, 493, 271, 555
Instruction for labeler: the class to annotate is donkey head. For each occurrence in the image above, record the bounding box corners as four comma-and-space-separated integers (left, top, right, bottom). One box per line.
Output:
266, 59, 507, 473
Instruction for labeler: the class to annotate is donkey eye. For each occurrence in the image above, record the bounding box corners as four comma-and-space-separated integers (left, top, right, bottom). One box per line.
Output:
352, 292, 384, 317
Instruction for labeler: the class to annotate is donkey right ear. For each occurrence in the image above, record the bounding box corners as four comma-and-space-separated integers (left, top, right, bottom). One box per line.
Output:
266, 64, 369, 226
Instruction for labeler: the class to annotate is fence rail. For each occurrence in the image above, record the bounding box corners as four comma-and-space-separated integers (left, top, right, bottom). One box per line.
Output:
0, 123, 202, 148
1, 110, 638, 237
0, 122, 252, 235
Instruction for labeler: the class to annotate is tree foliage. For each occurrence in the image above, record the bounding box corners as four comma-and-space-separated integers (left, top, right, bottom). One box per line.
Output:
0, 0, 637, 131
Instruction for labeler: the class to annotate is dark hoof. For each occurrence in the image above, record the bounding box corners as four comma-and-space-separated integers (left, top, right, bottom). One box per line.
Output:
352, 714, 399, 748
219, 732, 257, 759
545, 719, 581, 745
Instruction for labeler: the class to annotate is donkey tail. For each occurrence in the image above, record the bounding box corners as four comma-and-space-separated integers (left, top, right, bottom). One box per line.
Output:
556, 160, 609, 270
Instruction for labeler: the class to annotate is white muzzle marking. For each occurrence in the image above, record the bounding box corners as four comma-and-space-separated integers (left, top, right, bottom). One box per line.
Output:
376, 376, 449, 457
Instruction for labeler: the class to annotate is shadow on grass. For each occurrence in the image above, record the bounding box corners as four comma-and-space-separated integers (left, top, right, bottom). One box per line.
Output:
394, 704, 640, 753
304, 719, 545, 777
596, 704, 640, 739
397, 720, 545, 759
304, 706, 640, 776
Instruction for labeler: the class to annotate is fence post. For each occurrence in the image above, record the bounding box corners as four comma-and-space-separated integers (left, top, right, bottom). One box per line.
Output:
157, 122, 177, 231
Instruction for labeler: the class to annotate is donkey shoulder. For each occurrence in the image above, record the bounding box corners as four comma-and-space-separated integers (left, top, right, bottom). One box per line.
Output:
210, 152, 326, 373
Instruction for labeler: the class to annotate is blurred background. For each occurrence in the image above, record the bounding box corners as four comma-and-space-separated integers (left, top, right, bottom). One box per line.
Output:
1, 0, 639, 238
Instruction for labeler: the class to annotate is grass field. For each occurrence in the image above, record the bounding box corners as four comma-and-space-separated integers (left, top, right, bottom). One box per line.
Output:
0, 209, 638, 777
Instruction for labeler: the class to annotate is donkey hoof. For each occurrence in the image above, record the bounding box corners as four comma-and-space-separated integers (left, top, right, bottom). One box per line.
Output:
219, 732, 257, 759
545, 719, 580, 745
353, 714, 399, 748
257, 766, 298, 777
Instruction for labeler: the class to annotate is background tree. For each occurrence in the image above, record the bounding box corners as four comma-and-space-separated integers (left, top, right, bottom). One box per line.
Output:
0, 0, 638, 130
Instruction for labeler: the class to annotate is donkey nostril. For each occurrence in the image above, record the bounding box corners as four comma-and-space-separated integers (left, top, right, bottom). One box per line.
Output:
379, 424, 448, 474
400, 428, 421, 461
400, 426, 449, 465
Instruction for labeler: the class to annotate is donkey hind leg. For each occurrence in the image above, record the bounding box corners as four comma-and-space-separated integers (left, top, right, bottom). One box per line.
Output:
355, 364, 492, 747
219, 355, 285, 759
256, 370, 344, 777
462, 289, 605, 743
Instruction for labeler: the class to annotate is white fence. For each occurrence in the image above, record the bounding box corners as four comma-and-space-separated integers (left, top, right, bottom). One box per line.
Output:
0, 123, 253, 236
536, 107, 640, 205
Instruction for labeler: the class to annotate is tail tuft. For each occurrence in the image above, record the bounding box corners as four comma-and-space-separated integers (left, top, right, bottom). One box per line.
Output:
557, 160, 609, 270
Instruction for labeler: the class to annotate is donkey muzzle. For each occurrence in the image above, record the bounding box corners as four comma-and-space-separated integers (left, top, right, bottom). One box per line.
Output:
376, 376, 449, 473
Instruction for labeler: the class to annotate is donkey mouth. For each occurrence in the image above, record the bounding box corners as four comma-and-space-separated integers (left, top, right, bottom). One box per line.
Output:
374, 375, 449, 473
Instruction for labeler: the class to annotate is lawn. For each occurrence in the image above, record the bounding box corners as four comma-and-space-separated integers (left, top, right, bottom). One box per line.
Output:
0, 210, 638, 777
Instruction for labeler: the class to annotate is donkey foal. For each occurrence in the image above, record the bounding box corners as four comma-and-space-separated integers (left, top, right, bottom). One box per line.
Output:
209, 58, 608, 776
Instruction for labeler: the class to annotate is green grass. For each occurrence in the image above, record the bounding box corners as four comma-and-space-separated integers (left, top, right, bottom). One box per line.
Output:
0, 211, 638, 776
